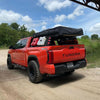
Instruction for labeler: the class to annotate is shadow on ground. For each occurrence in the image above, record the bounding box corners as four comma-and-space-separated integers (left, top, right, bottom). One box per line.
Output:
42, 72, 85, 88
13, 68, 85, 88
0, 65, 85, 87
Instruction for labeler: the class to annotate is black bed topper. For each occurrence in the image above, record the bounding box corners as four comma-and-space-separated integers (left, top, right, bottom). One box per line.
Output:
33, 26, 83, 38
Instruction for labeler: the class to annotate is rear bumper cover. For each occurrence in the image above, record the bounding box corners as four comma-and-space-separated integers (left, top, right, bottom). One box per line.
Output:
55, 59, 87, 74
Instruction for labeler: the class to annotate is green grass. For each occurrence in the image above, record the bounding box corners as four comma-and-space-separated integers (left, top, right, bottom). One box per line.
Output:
78, 39, 100, 68
0, 45, 8, 49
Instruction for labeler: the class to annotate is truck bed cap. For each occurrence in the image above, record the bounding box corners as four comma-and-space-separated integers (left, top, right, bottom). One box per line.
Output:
33, 26, 83, 38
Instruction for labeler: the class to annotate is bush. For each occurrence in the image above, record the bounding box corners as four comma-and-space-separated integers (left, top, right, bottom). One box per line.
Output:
81, 35, 89, 39
91, 34, 99, 40
78, 39, 100, 64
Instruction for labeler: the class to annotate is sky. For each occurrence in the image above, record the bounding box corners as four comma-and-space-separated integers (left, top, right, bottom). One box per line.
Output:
0, 0, 100, 36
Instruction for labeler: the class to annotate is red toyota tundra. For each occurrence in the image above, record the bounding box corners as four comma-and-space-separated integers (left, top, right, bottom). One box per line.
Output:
7, 26, 87, 83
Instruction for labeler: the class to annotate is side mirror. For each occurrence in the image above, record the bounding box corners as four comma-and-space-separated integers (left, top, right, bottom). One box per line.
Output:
9, 45, 15, 49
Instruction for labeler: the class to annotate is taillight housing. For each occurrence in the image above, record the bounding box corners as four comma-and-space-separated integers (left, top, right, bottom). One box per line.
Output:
47, 50, 54, 64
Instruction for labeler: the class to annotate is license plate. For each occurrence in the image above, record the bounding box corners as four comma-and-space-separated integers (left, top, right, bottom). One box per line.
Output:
67, 62, 74, 69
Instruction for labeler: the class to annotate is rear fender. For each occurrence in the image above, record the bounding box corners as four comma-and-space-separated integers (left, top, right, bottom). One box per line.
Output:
28, 55, 40, 68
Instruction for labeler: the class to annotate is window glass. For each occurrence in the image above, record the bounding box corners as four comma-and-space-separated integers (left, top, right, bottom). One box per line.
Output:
15, 39, 27, 49
21, 39, 27, 47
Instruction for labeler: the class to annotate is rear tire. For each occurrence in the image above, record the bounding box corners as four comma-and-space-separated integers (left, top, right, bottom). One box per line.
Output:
7, 57, 14, 69
28, 60, 43, 83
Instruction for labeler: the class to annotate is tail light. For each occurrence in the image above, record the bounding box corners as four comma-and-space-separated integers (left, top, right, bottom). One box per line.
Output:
47, 50, 54, 64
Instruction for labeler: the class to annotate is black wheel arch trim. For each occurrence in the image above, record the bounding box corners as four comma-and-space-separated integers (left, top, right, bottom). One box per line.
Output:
28, 55, 40, 68
8, 54, 11, 57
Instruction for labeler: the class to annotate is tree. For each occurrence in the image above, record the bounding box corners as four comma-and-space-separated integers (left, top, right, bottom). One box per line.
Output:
91, 34, 99, 40
81, 35, 89, 39
10, 23, 19, 30
20, 25, 27, 32
30, 30, 35, 36
0, 23, 11, 46
0, 22, 36, 47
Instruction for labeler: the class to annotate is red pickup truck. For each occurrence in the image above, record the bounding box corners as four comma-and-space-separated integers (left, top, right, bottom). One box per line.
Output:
7, 26, 87, 83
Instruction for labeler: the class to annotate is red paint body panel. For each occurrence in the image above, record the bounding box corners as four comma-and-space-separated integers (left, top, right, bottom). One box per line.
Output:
8, 37, 86, 75
48, 45, 85, 64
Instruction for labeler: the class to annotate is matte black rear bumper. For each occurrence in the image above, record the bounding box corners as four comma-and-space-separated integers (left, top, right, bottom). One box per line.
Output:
55, 59, 87, 74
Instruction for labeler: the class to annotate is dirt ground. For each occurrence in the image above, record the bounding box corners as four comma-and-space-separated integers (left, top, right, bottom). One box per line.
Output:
0, 50, 100, 100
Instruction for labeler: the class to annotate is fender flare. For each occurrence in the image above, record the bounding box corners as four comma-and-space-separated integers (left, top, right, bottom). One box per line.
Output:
28, 55, 40, 67
8, 54, 11, 58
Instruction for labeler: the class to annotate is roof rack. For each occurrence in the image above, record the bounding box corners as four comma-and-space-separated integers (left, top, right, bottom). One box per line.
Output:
70, 0, 100, 12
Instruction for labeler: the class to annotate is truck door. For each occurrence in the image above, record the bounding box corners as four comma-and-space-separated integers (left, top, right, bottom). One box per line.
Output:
14, 39, 28, 66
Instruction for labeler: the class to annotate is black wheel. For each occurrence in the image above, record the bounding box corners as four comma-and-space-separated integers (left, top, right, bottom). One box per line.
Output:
7, 57, 14, 69
28, 60, 43, 83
